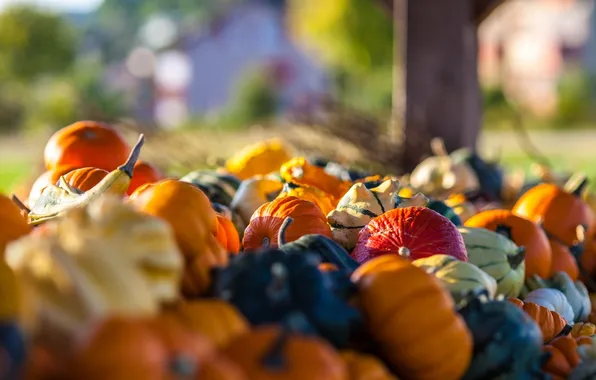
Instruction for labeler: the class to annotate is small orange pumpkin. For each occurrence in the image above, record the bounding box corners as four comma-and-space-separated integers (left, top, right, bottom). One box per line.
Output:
224, 325, 348, 380
44, 121, 131, 171
276, 182, 336, 215
0, 194, 30, 254
542, 335, 580, 380
319, 263, 339, 272
127, 161, 163, 196
280, 157, 352, 201
61, 167, 109, 191
215, 214, 241, 254
351, 255, 472, 380
549, 239, 579, 280
339, 350, 398, 380
571, 322, 596, 338
243, 196, 332, 251
464, 209, 552, 278
129, 179, 227, 297
162, 299, 249, 349
508, 298, 569, 342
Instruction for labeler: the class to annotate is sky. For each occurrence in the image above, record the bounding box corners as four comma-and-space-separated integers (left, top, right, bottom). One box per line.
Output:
0, 0, 103, 13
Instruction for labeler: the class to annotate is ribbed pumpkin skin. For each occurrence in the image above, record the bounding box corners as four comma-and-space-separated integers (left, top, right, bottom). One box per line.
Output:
352, 207, 467, 264
465, 209, 552, 278
243, 196, 332, 251
62, 167, 109, 191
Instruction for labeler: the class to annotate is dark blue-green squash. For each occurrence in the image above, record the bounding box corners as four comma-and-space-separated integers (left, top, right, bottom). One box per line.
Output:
458, 293, 549, 380
279, 234, 360, 273
426, 200, 462, 226
212, 249, 362, 348
451, 149, 504, 201
0, 322, 26, 380
180, 170, 241, 206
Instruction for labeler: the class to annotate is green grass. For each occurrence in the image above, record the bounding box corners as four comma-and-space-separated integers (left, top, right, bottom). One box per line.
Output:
0, 160, 33, 193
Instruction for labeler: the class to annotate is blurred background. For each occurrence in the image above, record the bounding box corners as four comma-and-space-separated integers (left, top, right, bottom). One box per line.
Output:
0, 0, 595, 191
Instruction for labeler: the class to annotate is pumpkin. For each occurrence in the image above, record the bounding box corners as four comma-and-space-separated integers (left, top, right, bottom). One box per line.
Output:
213, 249, 361, 348
0, 260, 22, 322
27, 165, 78, 207
524, 288, 574, 323
180, 170, 241, 207
550, 238, 580, 280
513, 174, 596, 247
215, 214, 241, 254
465, 209, 552, 278
458, 294, 547, 380
277, 182, 335, 215
243, 196, 332, 251
409, 138, 479, 198
339, 350, 398, 380
279, 233, 360, 273
426, 200, 462, 226
412, 255, 497, 304
225, 138, 292, 180
351, 255, 472, 380
352, 207, 467, 264
231, 176, 284, 227
163, 299, 249, 349
543, 335, 581, 380
507, 298, 569, 342
327, 180, 428, 252
0, 194, 30, 255
224, 325, 348, 380
577, 336, 593, 346
571, 323, 596, 338
70, 315, 216, 380
458, 227, 525, 297
319, 263, 339, 272
60, 167, 109, 191
280, 157, 352, 201
128, 179, 227, 297
127, 161, 163, 196
43, 121, 131, 171
526, 271, 591, 322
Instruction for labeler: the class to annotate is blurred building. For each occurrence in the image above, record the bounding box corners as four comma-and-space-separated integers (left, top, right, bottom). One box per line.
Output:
125, 0, 328, 128
479, 0, 594, 116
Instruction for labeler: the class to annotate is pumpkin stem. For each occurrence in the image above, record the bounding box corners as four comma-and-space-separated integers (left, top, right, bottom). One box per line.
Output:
277, 217, 294, 246
431, 137, 448, 157
11, 194, 30, 214
398, 247, 410, 258
266, 262, 291, 304
508, 247, 526, 269
495, 224, 513, 241
545, 324, 573, 345
117, 134, 145, 178
261, 325, 290, 371
564, 173, 588, 197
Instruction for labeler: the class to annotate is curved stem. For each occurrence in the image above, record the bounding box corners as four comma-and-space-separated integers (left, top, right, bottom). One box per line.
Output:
508, 247, 526, 269
117, 134, 145, 177
277, 217, 294, 246
11, 194, 30, 214
564, 173, 588, 197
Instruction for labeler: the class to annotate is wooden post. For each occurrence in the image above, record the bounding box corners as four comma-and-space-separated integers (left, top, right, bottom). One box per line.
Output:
399, 0, 484, 172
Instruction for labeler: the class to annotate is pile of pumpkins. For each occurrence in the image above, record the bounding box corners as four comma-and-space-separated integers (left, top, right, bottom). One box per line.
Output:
3, 121, 596, 379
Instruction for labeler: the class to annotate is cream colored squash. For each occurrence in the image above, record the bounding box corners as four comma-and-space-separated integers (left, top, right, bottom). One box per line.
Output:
230, 175, 284, 227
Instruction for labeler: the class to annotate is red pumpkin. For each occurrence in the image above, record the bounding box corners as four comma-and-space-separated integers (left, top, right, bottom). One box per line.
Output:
242, 196, 332, 251
61, 167, 109, 191
464, 209, 552, 278
127, 161, 163, 196
352, 207, 467, 264
44, 121, 131, 171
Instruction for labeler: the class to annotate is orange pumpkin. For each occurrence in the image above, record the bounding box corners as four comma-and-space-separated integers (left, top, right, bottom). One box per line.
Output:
571, 322, 596, 338
464, 209, 552, 278
351, 255, 472, 380
163, 299, 249, 349
129, 179, 227, 297
127, 161, 163, 196
276, 182, 336, 215
71, 315, 215, 380
508, 298, 569, 342
280, 157, 352, 201
0, 194, 30, 254
61, 167, 109, 191
339, 350, 398, 380
224, 325, 348, 380
549, 239, 579, 280
576, 336, 593, 346
215, 214, 241, 254
581, 238, 596, 283
44, 121, 131, 172
513, 175, 595, 248
198, 355, 247, 380
319, 263, 339, 272
542, 335, 580, 380
243, 196, 332, 251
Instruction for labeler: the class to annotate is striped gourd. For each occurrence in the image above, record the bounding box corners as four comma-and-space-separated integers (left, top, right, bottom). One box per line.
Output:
413, 254, 497, 304
327, 179, 428, 251
458, 226, 526, 298
180, 170, 241, 207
